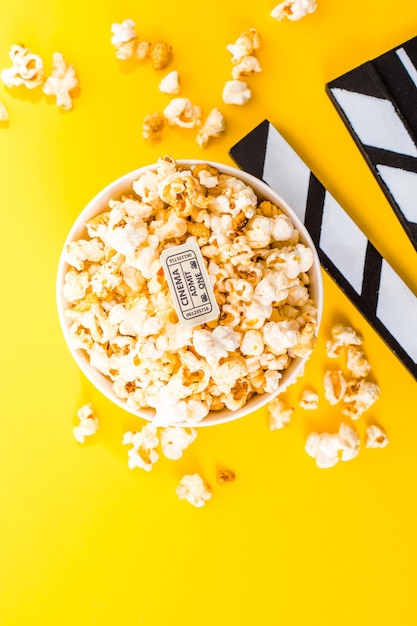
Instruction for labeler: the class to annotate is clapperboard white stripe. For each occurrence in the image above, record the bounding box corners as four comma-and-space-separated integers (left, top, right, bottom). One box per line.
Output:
229, 119, 417, 380
326, 35, 417, 250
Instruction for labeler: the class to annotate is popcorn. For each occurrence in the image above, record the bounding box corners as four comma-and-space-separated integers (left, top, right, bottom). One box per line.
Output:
323, 369, 347, 405
222, 80, 251, 105
176, 473, 212, 507
216, 468, 236, 484
365, 425, 389, 449
305, 422, 359, 469
271, 0, 317, 21
1, 44, 44, 90
163, 97, 202, 128
0, 102, 8, 121
111, 19, 138, 60
158, 70, 180, 94
122, 423, 159, 471
159, 426, 197, 460
226, 28, 262, 64
42, 52, 79, 110
149, 41, 172, 70
346, 346, 371, 379
342, 379, 380, 420
63, 157, 319, 426
73, 403, 99, 443
231, 55, 261, 79
326, 323, 362, 358
299, 389, 319, 410
142, 112, 165, 141
196, 108, 226, 148
267, 396, 293, 430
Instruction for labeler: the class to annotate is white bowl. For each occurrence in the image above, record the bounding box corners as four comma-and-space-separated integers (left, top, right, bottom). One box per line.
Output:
56, 160, 323, 426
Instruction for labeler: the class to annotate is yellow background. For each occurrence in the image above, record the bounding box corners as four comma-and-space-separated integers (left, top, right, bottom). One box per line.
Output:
1, 1, 416, 624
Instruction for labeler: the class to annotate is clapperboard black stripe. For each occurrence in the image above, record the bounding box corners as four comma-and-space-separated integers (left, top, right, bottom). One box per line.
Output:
229, 119, 417, 380
326, 36, 417, 251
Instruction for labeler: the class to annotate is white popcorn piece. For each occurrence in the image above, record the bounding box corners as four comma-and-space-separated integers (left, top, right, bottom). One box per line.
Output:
111, 19, 138, 60
73, 403, 99, 443
346, 346, 371, 379
267, 396, 293, 430
323, 370, 347, 405
326, 323, 363, 358
176, 473, 212, 507
163, 97, 202, 128
193, 325, 240, 367
196, 107, 226, 148
305, 423, 359, 469
365, 425, 389, 449
231, 55, 262, 79
271, 0, 317, 21
342, 379, 380, 420
159, 426, 197, 460
338, 422, 360, 461
0, 102, 8, 121
158, 70, 180, 94
42, 52, 79, 110
1, 44, 44, 90
222, 80, 251, 105
226, 28, 262, 64
122, 423, 159, 471
299, 389, 319, 410
240, 330, 264, 356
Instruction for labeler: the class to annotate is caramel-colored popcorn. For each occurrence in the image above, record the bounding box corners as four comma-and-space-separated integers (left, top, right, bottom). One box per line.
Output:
216, 467, 236, 484
149, 41, 172, 70
142, 112, 165, 141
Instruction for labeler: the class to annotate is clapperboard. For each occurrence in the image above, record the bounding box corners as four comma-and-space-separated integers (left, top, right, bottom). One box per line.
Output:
326, 36, 417, 250
229, 119, 417, 381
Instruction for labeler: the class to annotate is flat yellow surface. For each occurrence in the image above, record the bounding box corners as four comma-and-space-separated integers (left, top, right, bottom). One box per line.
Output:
1, 1, 416, 625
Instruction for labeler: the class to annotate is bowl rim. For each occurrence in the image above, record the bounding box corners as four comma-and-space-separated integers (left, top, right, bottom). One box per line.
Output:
56, 159, 324, 427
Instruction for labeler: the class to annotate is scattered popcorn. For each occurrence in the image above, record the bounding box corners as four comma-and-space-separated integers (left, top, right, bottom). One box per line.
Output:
231, 55, 262, 79
267, 396, 294, 430
149, 41, 172, 70
158, 70, 180, 94
42, 52, 79, 110
111, 19, 140, 60
73, 403, 99, 443
346, 345, 371, 379
1, 44, 44, 90
305, 422, 359, 469
196, 107, 226, 148
63, 157, 319, 426
216, 467, 236, 484
326, 323, 362, 358
122, 423, 159, 471
365, 425, 389, 449
226, 28, 262, 64
160, 426, 197, 460
299, 389, 319, 410
222, 79, 251, 105
142, 111, 165, 141
163, 97, 202, 128
176, 473, 212, 507
271, 0, 317, 21
342, 379, 380, 420
323, 369, 347, 405
0, 102, 8, 121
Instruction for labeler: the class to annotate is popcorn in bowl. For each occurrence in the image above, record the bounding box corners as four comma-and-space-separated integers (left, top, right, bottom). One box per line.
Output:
57, 157, 323, 427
